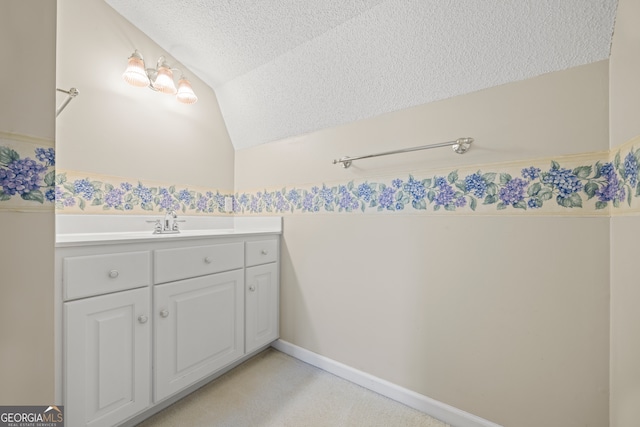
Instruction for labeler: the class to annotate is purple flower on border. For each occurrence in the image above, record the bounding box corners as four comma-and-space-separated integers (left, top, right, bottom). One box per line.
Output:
35, 147, 55, 166
302, 192, 314, 211
499, 178, 528, 206
434, 176, 455, 206
104, 188, 124, 208
378, 186, 396, 209
337, 185, 359, 210
318, 186, 334, 207
214, 193, 225, 210
392, 179, 403, 189
120, 182, 133, 192
196, 195, 210, 211
455, 196, 467, 208
287, 189, 300, 204
596, 162, 625, 203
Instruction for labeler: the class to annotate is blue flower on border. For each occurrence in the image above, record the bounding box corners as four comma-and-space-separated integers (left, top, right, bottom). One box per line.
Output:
464, 173, 486, 198
35, 147, 55, 166
404, 176, 426, 202
434, 176, 455, 206
624, 152, 638, 188
521, 167, 541, 181
542, 167, 583, 197
392, 179, 403, 189
73, 178, 95, 200
356, 183, 374, 202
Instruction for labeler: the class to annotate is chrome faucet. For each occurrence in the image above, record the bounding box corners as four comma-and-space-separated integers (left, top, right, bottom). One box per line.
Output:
146, 211, 184, 234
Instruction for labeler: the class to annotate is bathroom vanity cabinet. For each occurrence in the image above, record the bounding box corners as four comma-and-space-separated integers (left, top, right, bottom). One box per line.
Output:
57, 231, 280, 427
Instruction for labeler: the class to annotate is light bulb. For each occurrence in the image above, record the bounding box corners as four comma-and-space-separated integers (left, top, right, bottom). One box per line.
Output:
176, 78, 198, 104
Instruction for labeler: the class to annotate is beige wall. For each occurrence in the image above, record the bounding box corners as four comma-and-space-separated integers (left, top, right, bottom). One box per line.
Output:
236, 63, 611, 426
56, 0, 234, 191
0, 1, 56, 404
609, 0, 640, 425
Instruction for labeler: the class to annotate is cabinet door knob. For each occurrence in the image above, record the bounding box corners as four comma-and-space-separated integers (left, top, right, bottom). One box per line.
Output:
249, 285, 256, 292
261, 249, 268, 255
138, 315, 148, 324
159, 309, 169, 318
204, 256, 212, 264
108, 270, 119, 279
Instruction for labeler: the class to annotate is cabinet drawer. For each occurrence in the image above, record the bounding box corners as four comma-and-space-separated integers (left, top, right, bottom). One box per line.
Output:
63, 251, 151, 300
245, 239, 278, 267
154, 242, 244, 284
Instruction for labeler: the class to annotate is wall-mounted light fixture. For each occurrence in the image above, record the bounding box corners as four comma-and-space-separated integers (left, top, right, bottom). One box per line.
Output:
122, 50, 198, 104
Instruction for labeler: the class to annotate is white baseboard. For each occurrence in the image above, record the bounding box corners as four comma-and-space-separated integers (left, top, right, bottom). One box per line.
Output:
271, 339, 503, 427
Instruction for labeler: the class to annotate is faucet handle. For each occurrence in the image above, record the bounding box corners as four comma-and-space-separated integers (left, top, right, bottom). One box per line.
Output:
146, 219, 163, 233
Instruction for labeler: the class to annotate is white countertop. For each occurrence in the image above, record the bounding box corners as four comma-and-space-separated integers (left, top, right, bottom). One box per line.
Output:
56, 215, 282, 247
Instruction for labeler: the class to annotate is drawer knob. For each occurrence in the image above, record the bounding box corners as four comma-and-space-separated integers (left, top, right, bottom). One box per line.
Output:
108, 270, 119, 279
138, 315, 148, 324
160, 309, 170, 318
204, 256, 213, 264
261, 249, 268, 255
249, 285, 256, 292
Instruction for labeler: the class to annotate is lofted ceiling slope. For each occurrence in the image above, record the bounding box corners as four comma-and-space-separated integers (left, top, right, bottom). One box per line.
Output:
105, 0, 618, 150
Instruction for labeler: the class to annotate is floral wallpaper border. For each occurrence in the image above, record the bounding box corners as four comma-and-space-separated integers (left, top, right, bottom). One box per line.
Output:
2, 133, 640, 216
0, 133, 55, 212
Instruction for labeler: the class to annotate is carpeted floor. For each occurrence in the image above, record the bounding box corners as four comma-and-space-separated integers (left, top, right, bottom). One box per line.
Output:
136, 348, 450, 427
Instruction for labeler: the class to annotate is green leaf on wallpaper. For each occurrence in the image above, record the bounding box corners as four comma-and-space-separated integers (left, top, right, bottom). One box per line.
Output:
444, 204, 455, 211
447, 171, 458, 184
486, 183, 498, 196
499, 173, 512, 184
527, 182, 542, 197
91, 198, 102, 206
613, 198, 620, 208
91, 181, 102, 190
496, 202, 507, 210
538, 188, 553, 201
347, 181, 354, 191
0, 146, 20, 165
482, 172, 496, 183
395, 191, 404, 201
636, 182, 640, 197
596, 201, 608, 210
634, 147, 640, 163
584, 182, 599, 199
454, 181, 466, 191
614, 152, 621, 169
433, 204, 440, 211
469, 197, 477, 211
514, 201, 527, 210
55, 173, 67, 184
125, 193, 133, 203
20, 190, 43, 204
551, 160, 560, 170
483, 194, 497, 205
370, 183, 378, 190
422, 178, 431, 188
627, 187, 632, 206
558, 193, 582, 208
44, 171, 56, 187
105, 183, 114, 192
573, 166, 593, 179
414, 199, 427, 210
63, 183, 74, 193
0, 190, 11, 201
151, 187, 158, 195
593, 161, 603, 179
142, 203, 153, 211
427, 190, 435, 202
79, 199, 86, 210
169, 185, 176, 194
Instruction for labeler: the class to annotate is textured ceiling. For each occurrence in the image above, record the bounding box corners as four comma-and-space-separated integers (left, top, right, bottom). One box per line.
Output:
105, 0, 618, 150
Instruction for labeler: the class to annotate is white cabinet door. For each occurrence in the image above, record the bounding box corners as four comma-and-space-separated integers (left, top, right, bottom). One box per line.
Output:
245, 263, 279, 354
154, 269, 244, 402
64, 287, 151, 427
